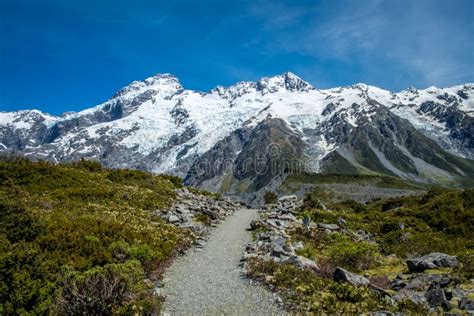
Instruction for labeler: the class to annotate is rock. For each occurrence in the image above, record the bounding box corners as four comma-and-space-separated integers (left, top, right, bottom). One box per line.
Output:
175, 205, 188, 214
333, 267, 370, 287
264, 275, 274, 283
403, 273, 445, 291
292, 241, 304, 251
257, 232, 271, 241
266, 219, 286, 229
241, 253, 258, 261
285, 255, 318, 270
195, 239, 207, 248
390, 276, 407, 291
245, 244, 256, 253
425, 283, 451, 311
393, 291, 427, 305
302, 216, 311, 228
271, 236, 287, 247
459, 297, 474, 311
272, 244, 286, 256
248, 220, 259, 231
279, 213, 297, 222
278, 195, 297, 203
406, 253, 458, 273
179, 222, 197, 230
299, 256, 319, 271
318, 223, 340, 231
168, 214, 181, 224
202, 208, 220, 220
439, 276, 451, 288
451, 288, 468, 300
371, 311, 393, 316
337, 217, 347, 226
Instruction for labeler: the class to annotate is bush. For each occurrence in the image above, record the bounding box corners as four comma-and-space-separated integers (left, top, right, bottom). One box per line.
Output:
57, 260, 157, 315
326, 234, 380, 272
455, 250, 474, 280
70, 159, 103, 172
160, 174, 183, 188
263, 191, 277, 204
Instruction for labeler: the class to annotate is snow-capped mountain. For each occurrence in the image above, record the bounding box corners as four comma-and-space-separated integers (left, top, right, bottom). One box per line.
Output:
1, 72, 473, 195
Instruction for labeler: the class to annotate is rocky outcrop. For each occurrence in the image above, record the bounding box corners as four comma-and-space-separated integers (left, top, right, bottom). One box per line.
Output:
155, 187, 242, 242
241, 196, 318, 270
406, 253, 458, 273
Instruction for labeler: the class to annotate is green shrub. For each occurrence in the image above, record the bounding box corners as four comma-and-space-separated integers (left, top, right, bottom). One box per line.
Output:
194, 213, 211, 225
70, 159, 103, 172
455, 250, 474, 280
57, 260, 156, 315
263, 191, 277, 204
160, 174, 184, 188
326, 234, 380, 272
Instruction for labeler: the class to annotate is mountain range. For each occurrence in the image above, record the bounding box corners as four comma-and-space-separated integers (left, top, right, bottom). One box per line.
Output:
1, 72, 473, 202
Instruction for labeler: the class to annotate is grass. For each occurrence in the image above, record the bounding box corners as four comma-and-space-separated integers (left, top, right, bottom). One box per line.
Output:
0, 157, 193, 314
301, 186, 474, 259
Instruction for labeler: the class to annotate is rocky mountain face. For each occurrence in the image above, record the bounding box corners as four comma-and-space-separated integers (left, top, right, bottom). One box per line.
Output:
1, 72, 473, 199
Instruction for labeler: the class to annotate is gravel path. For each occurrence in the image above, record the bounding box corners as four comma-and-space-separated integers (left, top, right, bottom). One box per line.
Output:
161, 208, 284, 315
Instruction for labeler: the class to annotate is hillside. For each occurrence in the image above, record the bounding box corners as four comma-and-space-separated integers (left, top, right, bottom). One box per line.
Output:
244, 187, 474, 313
0, 157, 240, 314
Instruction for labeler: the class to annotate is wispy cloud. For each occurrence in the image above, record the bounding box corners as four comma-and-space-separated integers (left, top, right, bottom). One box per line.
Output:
242, 0, 474, 88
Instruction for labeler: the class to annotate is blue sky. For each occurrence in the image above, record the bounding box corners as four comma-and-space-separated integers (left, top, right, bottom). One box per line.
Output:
1, 0, 473, 115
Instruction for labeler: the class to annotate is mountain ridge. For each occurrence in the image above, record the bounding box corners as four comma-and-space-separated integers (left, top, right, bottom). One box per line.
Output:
1, 72, 473, 201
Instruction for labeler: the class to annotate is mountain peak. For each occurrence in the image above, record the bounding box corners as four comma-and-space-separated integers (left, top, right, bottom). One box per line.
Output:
112, 73, 183, 99
257, 71, 314, 93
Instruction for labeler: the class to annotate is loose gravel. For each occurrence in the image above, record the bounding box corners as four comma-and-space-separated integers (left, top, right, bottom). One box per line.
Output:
161, 208, 285, 315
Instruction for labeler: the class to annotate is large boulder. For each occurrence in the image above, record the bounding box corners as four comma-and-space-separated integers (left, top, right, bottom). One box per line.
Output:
333, 267, 370, 287
406, 253, 458, 272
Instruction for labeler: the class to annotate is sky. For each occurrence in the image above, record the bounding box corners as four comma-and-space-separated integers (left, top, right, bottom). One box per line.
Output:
0, 0, 473, 115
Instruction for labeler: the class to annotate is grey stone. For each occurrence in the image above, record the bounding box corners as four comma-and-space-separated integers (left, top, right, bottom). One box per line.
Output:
318, 223, 340, 231
279, 213, 297, 222
292, 241, 304, 251
272, 244, 286, 256
271, 236, 287, 247
278, 195, 297, 203
333, 267, 370, 287
337, 217, 347, 226
285, 255, 319, 271
426, 283, 451, 311
404, 273, 444, 291
459, 297, 474, 311
168, 214, 181, 223
202, 208, 220, 220
406, 253, 458, 272
393, 291, 427, 305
